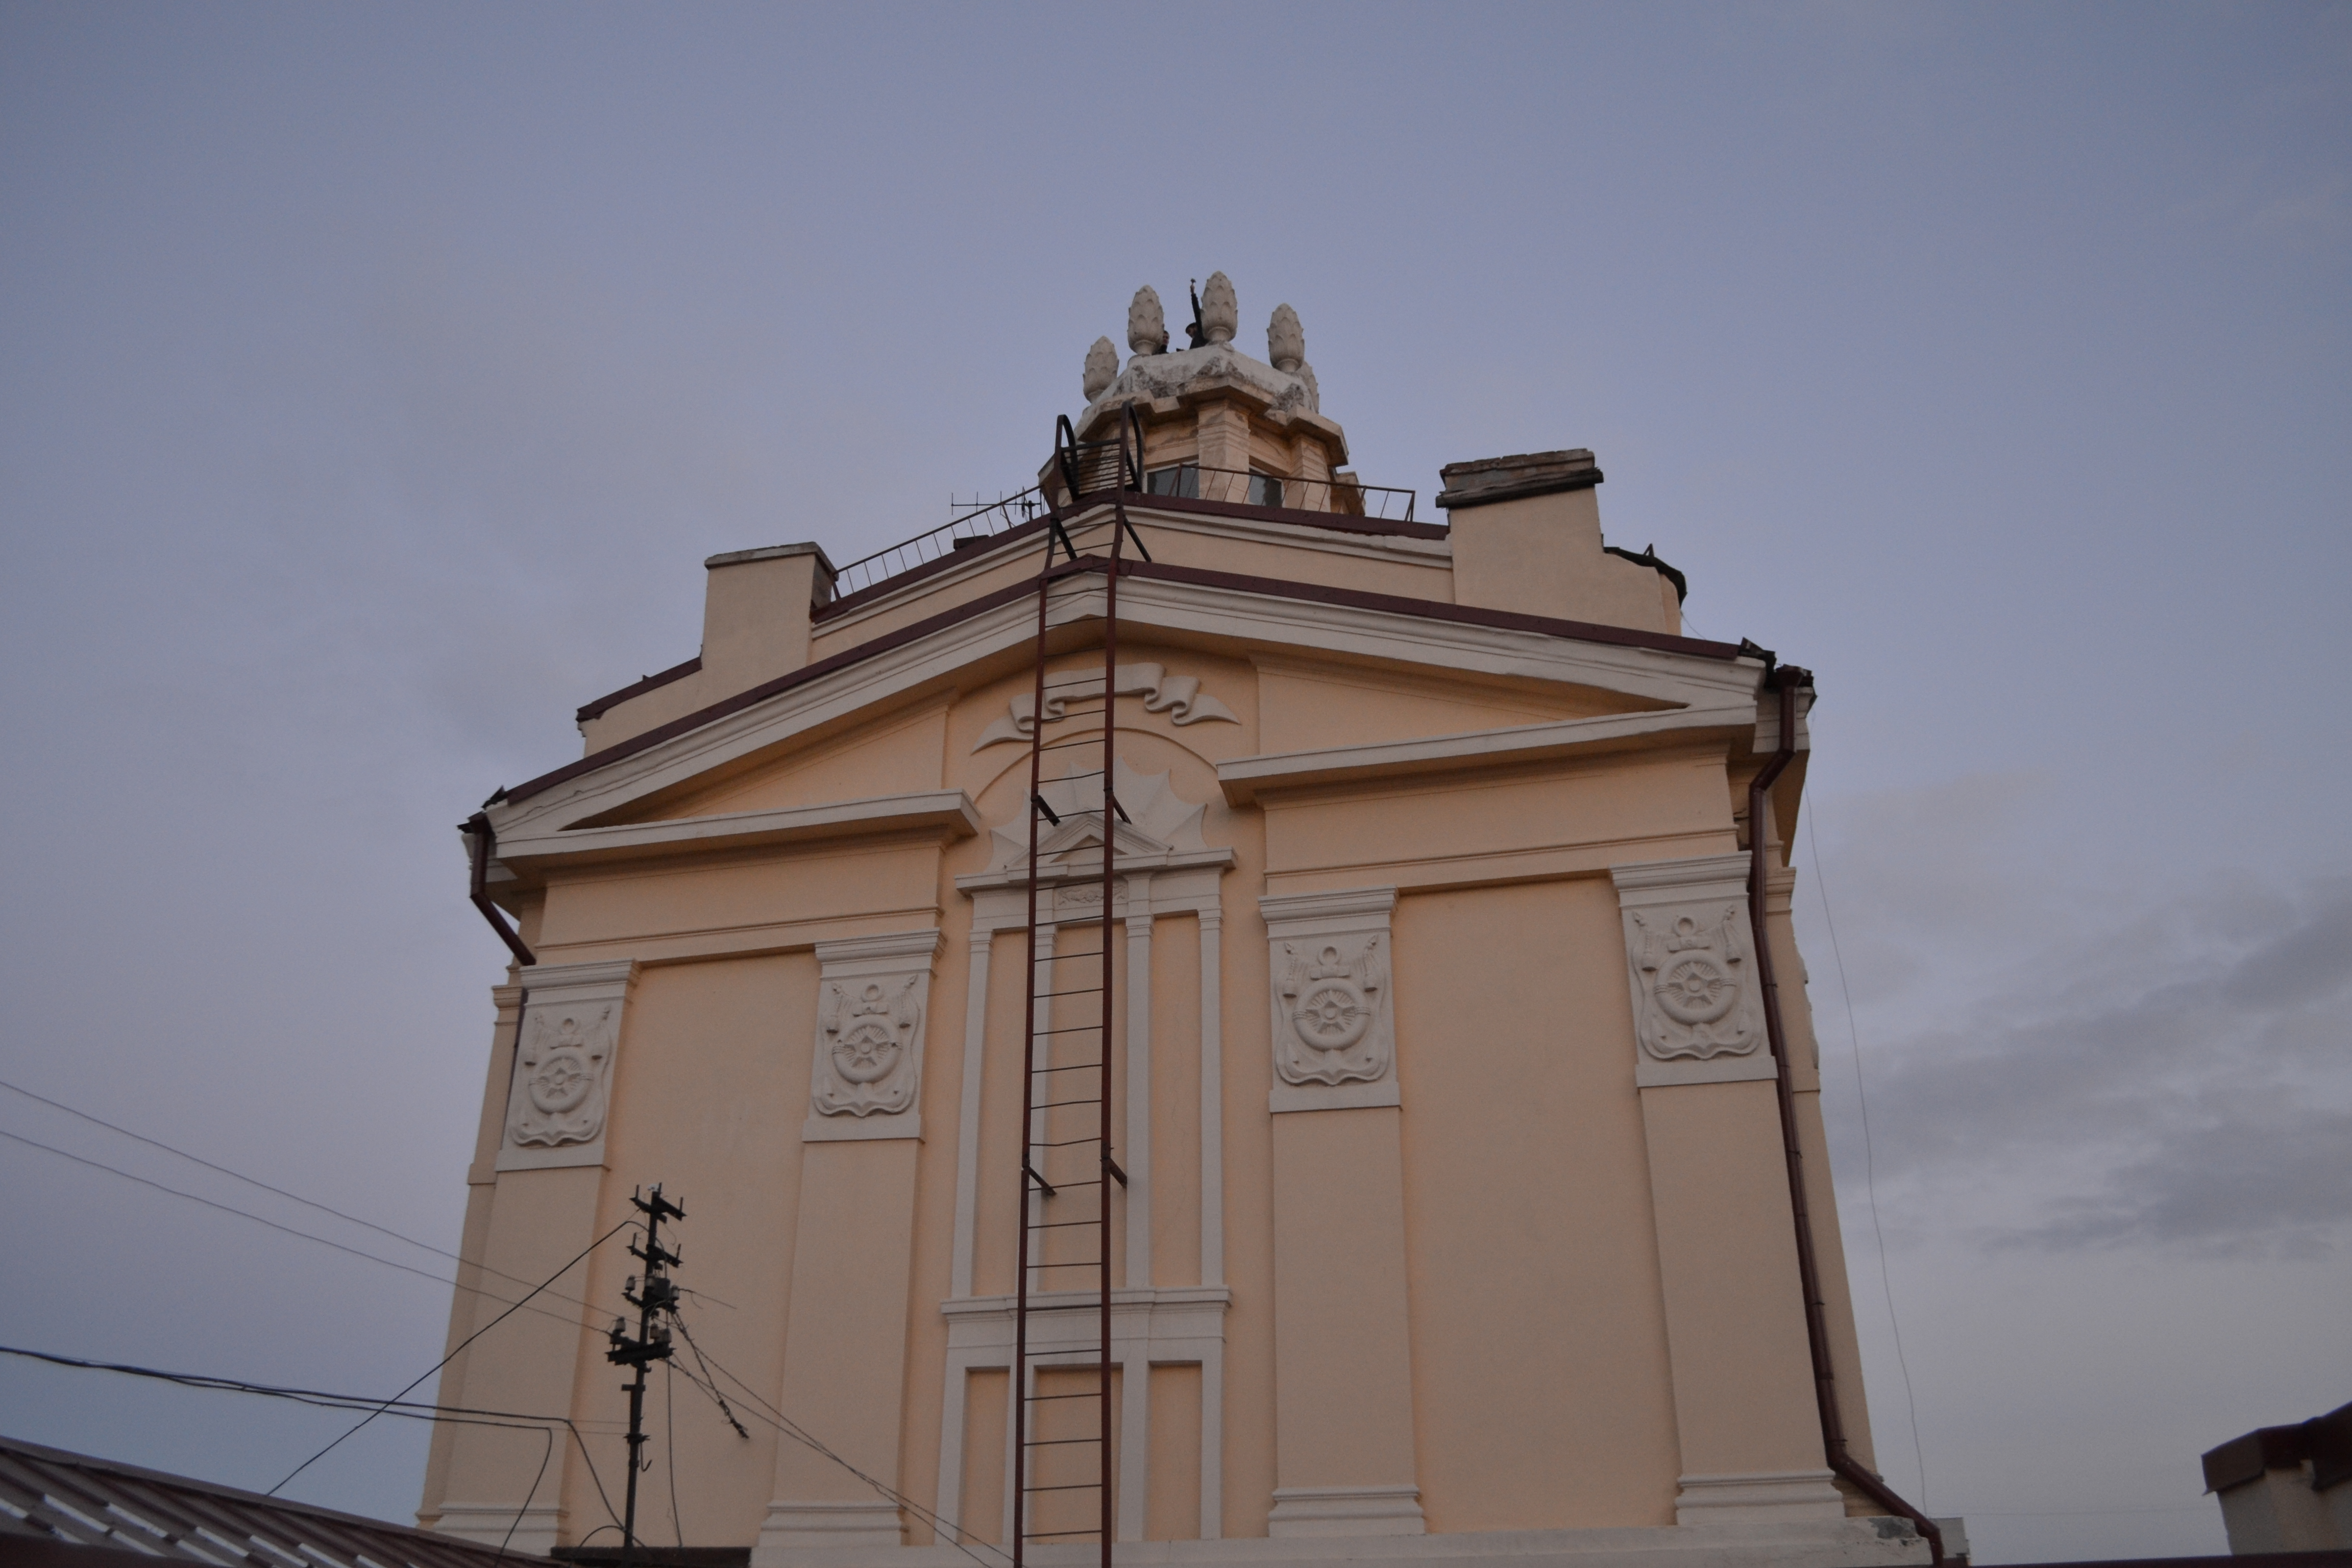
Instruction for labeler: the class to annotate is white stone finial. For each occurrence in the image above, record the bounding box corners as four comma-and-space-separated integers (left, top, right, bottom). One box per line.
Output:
1201, 272, 1237, 346
1083, 336, 1119, 400
1128, 286, 1168, 355
1267, 303, 1305, 373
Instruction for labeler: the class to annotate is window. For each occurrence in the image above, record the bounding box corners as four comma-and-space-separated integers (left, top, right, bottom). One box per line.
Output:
1145, 464, 1199, 499
1246, 472, 1284, 508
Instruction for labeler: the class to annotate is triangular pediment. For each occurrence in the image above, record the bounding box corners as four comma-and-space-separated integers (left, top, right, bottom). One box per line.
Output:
484, 545, 1763, 848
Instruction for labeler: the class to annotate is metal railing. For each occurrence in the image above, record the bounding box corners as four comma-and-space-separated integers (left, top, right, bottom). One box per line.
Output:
1141, 462, 1416, 522
829, 487, 1050, 600
826, 462, 1419, 604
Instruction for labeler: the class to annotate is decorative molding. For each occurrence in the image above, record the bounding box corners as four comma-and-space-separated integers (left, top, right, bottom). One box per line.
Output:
1673, 1469, 1844, 1526
935, 1287, 1231, 1548
1217, 703, 1753, 804
1611, 856, 1773, 1088
804, 929, 941, 1141
1268, 1485, 1427, 1538
752, 1499, 903, 1559
488, 560, 1757, 844
971, 662, 1238, 751
496, 960, 636, 1172
1260, 888, 1400, 1113
494, 790, 980, 877
431, 1503, 562, 1556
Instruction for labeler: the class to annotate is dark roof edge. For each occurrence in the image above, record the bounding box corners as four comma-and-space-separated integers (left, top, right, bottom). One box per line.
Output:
1435, 449, 1603, 510
500, 554, 1753, 807
577, 655, 703, 723
1604, 544, 1689, 604
0, 1433, 524, 1556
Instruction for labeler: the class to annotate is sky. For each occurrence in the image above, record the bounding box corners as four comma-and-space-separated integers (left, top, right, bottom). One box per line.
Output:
1, 4, 2346, 1562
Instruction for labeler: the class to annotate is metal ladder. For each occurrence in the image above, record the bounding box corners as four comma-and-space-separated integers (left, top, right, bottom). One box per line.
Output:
1012, 410, 1149, 1568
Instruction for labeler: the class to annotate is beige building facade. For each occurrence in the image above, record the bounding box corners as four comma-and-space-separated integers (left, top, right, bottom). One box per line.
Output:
422, 277, 1947, 1568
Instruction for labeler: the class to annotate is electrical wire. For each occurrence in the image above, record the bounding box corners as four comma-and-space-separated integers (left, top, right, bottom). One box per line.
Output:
0, 1076, 607, 1312
0, 1126, 600, 1335
0, 1342, 621, 1537
666, 1358, 683, 1549
1806, 806, 1929, 1511
268, 1219, 632, 1494
665, 1314, 1011, 1568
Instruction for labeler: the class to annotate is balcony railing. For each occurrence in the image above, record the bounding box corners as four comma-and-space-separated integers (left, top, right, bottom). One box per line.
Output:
826, 467, 1420, 603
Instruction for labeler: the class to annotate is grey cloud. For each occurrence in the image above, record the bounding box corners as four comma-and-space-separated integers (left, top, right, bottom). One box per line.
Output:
1817, 874, 2352, 1258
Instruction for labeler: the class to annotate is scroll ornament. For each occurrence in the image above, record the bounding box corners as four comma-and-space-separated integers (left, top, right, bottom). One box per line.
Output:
1627, 905, 1759, 1061
972, 663, 1238, 751
510, 1004, 617, 1146
1273, 934, 1390, 1087
812, 973, 925, 1117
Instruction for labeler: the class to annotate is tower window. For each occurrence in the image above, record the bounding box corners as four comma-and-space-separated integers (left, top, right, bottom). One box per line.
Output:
1146, 463, 1200, 499
1247, 472, 1284, 508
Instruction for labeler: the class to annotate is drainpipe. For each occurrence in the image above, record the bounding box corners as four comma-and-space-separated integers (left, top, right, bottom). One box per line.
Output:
462, 812, 536, 968
1746, 667, 1949, 1566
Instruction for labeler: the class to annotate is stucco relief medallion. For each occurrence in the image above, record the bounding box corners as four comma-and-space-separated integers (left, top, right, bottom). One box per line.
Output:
813, 974, 924, 1117
1273, 933, 1389, 1088
1628, 905, 1758, 1061
510, 1003, 618, 1147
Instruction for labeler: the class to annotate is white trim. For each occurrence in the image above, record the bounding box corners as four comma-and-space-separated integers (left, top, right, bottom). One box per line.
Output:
1672, 1470, 1843, 1526
1216, 705, 1753, 804
1267, 1486, 1426, 1538
488, 572, 1761, 843
1126, 903, 1155, 1291
931, 1287, 1233, 1552
1198, 905, 1225, 1294
754, 1500, 904, 1559
816, 928, 948, 965
495, 790, 981, 873
1610, 853, 1752, 896
1258, 887, 1398, 933
949, 926, 993, 1300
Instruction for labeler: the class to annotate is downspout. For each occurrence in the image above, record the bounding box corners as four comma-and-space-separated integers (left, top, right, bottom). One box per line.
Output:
1746, 668, 1948, 1566
462, 812, 536, 968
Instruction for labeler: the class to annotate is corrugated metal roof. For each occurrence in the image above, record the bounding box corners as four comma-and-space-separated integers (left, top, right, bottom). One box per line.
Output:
0, 1435, 540, 1568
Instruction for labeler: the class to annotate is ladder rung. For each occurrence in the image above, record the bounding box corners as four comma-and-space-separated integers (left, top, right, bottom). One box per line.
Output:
1037, 986, 1103, 998
1033, 948, 1106, 963
1033, 1023, 1106, 1038
1034, 1136, 1109, 1148
1022, 1436, 1106, 1448
1026, 1178, 1100, 1190
1023, 1390, 1109, 1402
1026, 1219, 1101, 1231
1025, 1528, 1108, 1537
1032, 1061, 1104, 1074
1032, 1097, 1108, 1110
1022, 1484, 1105, 1494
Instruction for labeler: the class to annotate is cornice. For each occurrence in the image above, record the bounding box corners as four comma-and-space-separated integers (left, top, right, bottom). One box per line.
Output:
1217, 703, 1754, 804
493, 790, 982, 877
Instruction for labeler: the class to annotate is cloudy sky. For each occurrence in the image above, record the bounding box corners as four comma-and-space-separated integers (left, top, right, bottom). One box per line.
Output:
1, 6, 2345, 1562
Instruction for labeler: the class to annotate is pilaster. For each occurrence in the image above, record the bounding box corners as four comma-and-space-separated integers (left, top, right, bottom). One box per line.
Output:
1611, 855, 1838, 1527
1259, 888, 1422, 1538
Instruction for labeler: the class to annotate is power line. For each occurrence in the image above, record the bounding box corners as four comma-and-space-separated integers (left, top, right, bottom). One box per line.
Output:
667, 1314, 1010, 1568
269, 1219, 633, 1494
0, 1342, 622, 1535
0, 1125, 597, 1335
0, 1074, 703, 1313
1805, 806, 1930, 1511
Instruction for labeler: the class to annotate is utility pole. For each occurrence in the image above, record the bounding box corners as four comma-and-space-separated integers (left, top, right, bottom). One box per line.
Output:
607, 1185, 684, 1567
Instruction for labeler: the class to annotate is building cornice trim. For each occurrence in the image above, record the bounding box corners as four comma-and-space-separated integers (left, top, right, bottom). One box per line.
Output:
1219, 704, 1754, 804
493, 791, 982, 875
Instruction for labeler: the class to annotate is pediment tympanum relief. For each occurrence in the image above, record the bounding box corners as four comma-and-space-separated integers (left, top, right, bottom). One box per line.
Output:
971, 663, 1238, 752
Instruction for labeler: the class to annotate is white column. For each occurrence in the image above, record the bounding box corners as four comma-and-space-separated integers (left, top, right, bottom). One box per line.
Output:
1198, 905, 1224, 1290
950, 924, 995, 1300
1025, 921, 1057, 1299
1124, 893, 1154, 1290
